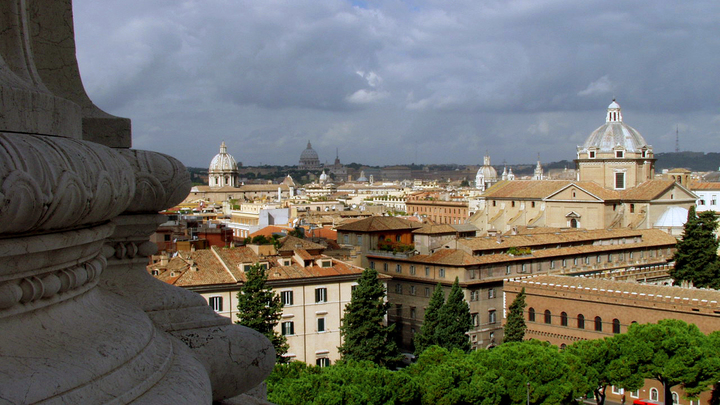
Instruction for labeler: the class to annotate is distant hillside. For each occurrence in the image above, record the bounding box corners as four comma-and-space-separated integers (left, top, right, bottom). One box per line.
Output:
653, 152, 720, 172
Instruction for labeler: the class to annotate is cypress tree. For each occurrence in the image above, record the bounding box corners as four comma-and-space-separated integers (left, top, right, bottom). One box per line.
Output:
503, 287, 527, 343
436, 277, 472, 352
414, 283, 445, 355
236, 263, 289, 361
338, 267, 401, 366
671, 207, 720, 288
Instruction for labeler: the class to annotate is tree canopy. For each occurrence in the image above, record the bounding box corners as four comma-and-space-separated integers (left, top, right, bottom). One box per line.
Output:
503, 287, 527, 343
236, 263, 289, 361
413, 283, 445, 355
624, 319, 709, 405
338, 267, 401, 366
435, 277, 472, 352
670, 207, 720, 288
563, 336, 642, 405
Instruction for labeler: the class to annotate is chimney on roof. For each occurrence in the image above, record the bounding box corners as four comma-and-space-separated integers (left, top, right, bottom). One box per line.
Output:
512, 226, 518, 235
496, 234, 502, 244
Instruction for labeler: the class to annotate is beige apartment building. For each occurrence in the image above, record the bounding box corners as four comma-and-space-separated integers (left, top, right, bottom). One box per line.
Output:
367, 227, 677, 351
148, 237, 366, 365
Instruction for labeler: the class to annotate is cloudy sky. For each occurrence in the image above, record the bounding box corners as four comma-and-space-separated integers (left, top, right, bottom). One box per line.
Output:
72, 0, 720, 168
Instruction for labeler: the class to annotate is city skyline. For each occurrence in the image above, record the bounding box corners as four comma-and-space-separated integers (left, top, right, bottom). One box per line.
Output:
73, 0, 720, 168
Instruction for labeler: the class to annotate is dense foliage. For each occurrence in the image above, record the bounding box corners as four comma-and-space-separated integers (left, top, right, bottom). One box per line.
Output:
270, 320, 720, 405
503, 287, 527, 343
413, 283, 445, 355
435, 278, 472, 352
670, 207, 720, 288
236, 263, 288, 361
338, 267, 401, 366
413, 280, 472, 355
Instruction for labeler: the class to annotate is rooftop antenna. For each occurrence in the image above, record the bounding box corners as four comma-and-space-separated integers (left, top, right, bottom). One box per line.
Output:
675, 125, 680, 153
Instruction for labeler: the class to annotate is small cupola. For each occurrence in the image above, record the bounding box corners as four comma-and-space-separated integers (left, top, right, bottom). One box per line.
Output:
606, 99, 623, 123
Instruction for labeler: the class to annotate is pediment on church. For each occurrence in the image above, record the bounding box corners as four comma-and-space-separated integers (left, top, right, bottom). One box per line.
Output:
545, 183, 605, 202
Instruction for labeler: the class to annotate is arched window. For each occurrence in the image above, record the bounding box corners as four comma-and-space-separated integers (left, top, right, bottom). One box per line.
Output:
577, 314, 585, 329
650, 388, 659, 401
570, 218, 578, 228
560, 312, 568, 326
560, 343, 567, 350
528, 307, 536, 322
672, 392, 679, 405
612, 319, 621, 334
595, 316, 603, 332
544, 310, 552, 324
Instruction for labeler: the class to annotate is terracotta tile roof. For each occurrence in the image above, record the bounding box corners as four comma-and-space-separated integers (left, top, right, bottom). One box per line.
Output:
301, 226, 337, 240
150, 250, 237, 287
149, 248, 365, 288
413, 224, 457, 235
508, 275, 720, 304
368, 229, 675, 268
618, 180, 676, 200
413, 249, 480, 266
690, 182, 720, 191
454, 228, 674, 252
212, 246, 260, 280
484, 180, 572, 199
336, 216, 424, 232
278, 236, 325, 252
249, 225, 293, 238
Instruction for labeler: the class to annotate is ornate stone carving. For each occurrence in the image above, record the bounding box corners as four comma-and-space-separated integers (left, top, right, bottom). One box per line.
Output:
0, 133, 136, 234
0, 0, 274, 402
117, 149, 192, 213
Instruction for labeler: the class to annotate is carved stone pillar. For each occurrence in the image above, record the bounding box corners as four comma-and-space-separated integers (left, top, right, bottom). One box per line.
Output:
101, 149, 275, 401
0, 0, 273, 403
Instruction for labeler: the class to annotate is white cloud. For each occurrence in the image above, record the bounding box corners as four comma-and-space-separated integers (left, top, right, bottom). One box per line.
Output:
578, 75, 614, 97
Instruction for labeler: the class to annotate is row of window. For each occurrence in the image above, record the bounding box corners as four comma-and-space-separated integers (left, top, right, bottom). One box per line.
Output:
469, 288, 496, 301
280, 288, 328, 306
471, 310, 496, 326
281, 318, 327, 335
528, 308, 623, 333
612, 386, 687, 405
374, 262, 448, 278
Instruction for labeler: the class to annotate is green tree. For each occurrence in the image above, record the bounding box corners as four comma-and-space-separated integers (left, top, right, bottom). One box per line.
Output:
413, 283, 445, 355
670, 207, 720, 288
435, 277, 472, 352
236, 263, 289, 361
503, 287, 527, 343
624, 319, 707, 405
268, 360, 419, 405
481, 341, 579, 405
564, 336, 642, 405
338, 267, 401, 366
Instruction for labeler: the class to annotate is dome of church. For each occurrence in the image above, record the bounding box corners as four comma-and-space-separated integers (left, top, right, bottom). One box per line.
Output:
299, 141, 320, 169
581, 100, 650, 153
209, 141, 238, 172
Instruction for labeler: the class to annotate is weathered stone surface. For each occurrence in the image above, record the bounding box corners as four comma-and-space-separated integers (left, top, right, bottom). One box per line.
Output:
0, 0, 275, 402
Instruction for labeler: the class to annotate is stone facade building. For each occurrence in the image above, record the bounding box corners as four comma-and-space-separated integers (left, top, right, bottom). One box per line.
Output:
366, 228, 676, 350
505, 275, 720, 405
473, 101, 697, 235
149, 237, 366, 365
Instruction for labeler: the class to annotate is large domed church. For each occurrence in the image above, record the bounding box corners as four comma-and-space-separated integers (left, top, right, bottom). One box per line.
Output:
576, 100, 655, 190
475, 100, 697, 234
209, 141, 240, 188
299, 141, 321, 170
